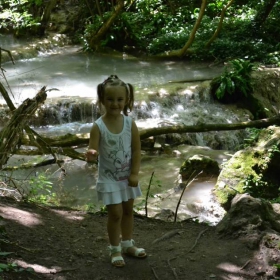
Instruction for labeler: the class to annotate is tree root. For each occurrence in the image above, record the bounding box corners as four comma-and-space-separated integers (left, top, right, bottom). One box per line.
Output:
151, 229, 185, 245
167, 257, 179, 279
240, 260, 251, 270
151, 266, 160, 280
186, 228, 208, 253
0, 238, 39, 252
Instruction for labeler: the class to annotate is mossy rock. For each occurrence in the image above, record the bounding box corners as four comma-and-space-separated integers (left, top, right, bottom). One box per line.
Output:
179, 154, 219, 180
214, 126, 280, 210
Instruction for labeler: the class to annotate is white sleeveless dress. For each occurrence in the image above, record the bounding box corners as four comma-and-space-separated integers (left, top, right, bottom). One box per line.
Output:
95, 115, 142, 205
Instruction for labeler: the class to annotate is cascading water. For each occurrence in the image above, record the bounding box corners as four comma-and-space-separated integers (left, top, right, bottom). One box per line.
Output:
0, 35, 249, 224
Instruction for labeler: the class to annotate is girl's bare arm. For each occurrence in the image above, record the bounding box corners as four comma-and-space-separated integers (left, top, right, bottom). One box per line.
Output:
129, 120, 141, 187
86, 124, 100, 163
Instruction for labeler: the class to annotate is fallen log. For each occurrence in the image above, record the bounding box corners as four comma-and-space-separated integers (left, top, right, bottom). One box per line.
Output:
1, 114, 276, 169
0, 87, 47, 169
2, 115, 279, 169
168, 77, 215, 83
18, 115, 280, 149
139, 115, 280, 139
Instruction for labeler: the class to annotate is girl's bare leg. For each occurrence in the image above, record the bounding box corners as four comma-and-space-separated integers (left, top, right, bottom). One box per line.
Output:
107, 203, 124, 265
121, 199, 145, 257
121, 199, 134, 240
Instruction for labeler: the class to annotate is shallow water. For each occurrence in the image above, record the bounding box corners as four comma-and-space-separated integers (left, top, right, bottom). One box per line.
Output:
1, 145, 230, 225
0, 39, 223, 104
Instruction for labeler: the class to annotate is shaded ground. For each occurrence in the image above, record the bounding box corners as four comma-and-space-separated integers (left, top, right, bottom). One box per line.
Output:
0, 197, 279, 280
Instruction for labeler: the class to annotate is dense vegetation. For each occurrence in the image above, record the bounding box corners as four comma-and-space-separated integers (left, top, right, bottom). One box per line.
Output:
0, 0, 279, 64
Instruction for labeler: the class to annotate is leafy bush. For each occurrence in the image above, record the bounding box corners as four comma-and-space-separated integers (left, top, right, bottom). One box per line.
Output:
210, 59, 257, 103
262, 50, 280, 67
148, 31, 188, 54
0, 0, 41, 34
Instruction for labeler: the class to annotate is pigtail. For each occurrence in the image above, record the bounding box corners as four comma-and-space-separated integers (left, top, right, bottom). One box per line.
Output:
123, 83, 134, 116
96, 83, 104, 113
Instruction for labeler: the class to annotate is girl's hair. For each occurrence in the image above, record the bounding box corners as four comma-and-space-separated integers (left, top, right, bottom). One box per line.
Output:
97, 75, 134, 116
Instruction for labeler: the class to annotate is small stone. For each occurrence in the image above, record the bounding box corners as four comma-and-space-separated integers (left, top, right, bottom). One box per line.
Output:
95, 236, 104, 242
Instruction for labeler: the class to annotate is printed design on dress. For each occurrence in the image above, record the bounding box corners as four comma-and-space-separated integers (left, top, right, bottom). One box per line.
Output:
104, 137, 130, 181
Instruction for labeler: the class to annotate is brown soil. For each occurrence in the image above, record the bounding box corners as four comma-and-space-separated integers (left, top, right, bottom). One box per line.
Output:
0, 197, 279, 280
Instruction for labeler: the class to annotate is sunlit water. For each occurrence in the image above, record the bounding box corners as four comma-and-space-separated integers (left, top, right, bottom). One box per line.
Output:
0, 35, 239, 224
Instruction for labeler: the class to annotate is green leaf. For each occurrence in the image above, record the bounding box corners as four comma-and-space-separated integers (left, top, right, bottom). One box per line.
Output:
225, 77, 235, 95
0, 252, 14, 256
0, 263, 9, 269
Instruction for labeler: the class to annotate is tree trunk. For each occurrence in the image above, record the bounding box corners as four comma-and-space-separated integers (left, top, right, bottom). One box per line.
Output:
205, 0, 234, 49
89, 0, 125, 49
95, 0, 103, 17
40, 0, 59, 35
0, 87, 47, 169
253, 0, 277, 31
178, 0, 207, 57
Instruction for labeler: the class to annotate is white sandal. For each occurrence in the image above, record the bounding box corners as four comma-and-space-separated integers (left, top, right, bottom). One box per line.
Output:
121, 239, 147, 258
108, 244, 125, 267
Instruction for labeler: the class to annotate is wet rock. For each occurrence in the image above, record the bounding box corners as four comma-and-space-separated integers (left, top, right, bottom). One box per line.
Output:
179, 154, 220, 180
154, 208, 175, 221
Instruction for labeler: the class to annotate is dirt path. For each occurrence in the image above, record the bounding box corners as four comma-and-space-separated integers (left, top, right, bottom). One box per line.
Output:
0, 197, 277, 280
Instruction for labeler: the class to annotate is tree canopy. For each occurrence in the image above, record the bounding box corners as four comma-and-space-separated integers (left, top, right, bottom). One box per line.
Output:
0, 0, 279, 64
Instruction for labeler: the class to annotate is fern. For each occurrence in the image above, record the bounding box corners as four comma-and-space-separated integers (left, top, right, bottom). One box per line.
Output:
211, 59, 257, 102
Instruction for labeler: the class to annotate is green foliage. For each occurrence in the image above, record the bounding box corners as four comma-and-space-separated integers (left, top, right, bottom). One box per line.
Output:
0, 0, 41, 33
146, 6, 201, 54
148, 32, 188, 55
26, 173, 55, 204
210, 59, 257, 102
242, 144, 280, 199
271, 197, 280, 204
242, 174, 268, 197
0, 244, 34, 276
3, 0, 280, 64
241, 128, 262, 148
0, 170, 56, 205
262, 50, 280, 67
0, 261, 34, 274
273, 263, 280, 268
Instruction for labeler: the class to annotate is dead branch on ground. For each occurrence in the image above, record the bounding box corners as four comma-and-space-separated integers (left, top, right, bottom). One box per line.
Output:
151, 229, 185, 245
174, 170, 202, 222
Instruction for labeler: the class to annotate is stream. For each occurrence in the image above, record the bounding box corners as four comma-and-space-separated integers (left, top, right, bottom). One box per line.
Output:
0, 34, 248, 225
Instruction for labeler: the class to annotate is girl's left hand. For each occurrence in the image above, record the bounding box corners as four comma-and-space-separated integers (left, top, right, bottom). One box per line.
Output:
128, 174, 138, 187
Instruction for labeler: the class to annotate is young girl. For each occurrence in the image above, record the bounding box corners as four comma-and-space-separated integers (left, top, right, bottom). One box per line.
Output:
86, 75, 146, 267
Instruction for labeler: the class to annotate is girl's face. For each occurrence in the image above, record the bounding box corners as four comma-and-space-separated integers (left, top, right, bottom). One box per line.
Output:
102, 86, 127, 116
